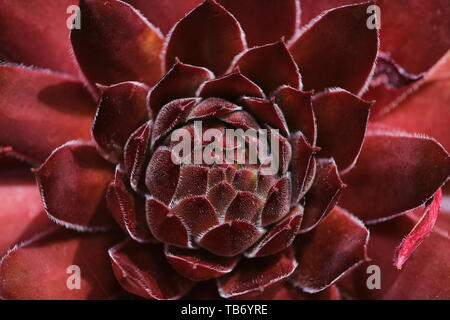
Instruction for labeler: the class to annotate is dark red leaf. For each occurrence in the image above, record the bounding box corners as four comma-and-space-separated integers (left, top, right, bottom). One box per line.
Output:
71, 0, 164, 87
164, 0, 246, 75
35, 141, 116, 231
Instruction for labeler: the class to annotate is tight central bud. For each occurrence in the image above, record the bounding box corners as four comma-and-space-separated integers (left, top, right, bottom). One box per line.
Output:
143, 97, 293, 257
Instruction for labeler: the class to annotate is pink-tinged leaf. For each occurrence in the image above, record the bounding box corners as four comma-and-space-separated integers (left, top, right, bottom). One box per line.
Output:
291, 206, 369, 293
313, 89, 372, 172
107, 168, 154, 243
145, 148, 180, 205
198, 70, 264, 102
288, 3, 378, 94
300, 158, 345, 232
375, 52, 450, 152
148, 60, 213, 115
240, 97, 289, 136
246, 205, 303, 258
340, 131, 450, 222
261, 177, 291, 227
71, 0, 164, 87
231, 40, 301, 95
338, 210, 450, 299
0, 229, 123, 300
122, 0, 203, 35
109, 240, 194, 300
0, 64, 95, 163
274, 86, 316, 145
35, 141, 116, 231
187, 98, 241, 120
378, 0, 450, 74
218, 247, 298, 299
0, 0, 79, 75
92, 82, 149, 162
123, 121, 152, 193
145, 197, 190, 248
165, 246, 239, 281
164, 0, 246, 75
394, 189, 442, 269
151, 98, 199, 146
289, 132, 318, 205
217, 0, 299, 47
173, 197, 219, 237
198, 220, 264, 257
0, 165, 55, 257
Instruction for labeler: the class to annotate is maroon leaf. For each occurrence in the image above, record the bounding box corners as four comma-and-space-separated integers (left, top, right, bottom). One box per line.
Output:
198, 220, 264, 257
378, 0, 450, 74
173, 197, 219, 237
151, 98, 199, 146
164, 0, 246, 75
123, 121, 152, 193
220, 111, 261, 131
35, 141, 116, 231
148, 60, 213, 115
313, 89, 372, 172
290, 206, 369, 293
217, 0, 299, 47
240, 97, 289, 136
300, 158, 345, 232
340, 131, 450, 222
274, 87, 316, 145
299, 0, 361, 26
0, 0, 79, 75
122, 0, 203, 35
165, 246, 239, 281
261, 177, 291, 227
109, 240, 194, 300
145, 197, 190, 248
246, 205, 303, 258
107, 168, 154, 243
0, 164, 55, 257
289, 132, 318, 205
92, 82, 149, 162
225, 192, 263, 223
0, 228, 123, 300
288, 3, 378, 94
187, 98, 241, 120
0, 64, 96, 163
218, 248, 298, 299
71, 0, 164, 87
207, 181, 236, 214
231, 40, 301, 95
198, 69, 264, 102
272, 282, 341, 300
145, 148, 180, 205
172, 166, 209, 201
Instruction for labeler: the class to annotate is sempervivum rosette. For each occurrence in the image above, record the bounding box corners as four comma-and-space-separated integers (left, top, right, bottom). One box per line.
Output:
0, 0, 449, 300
